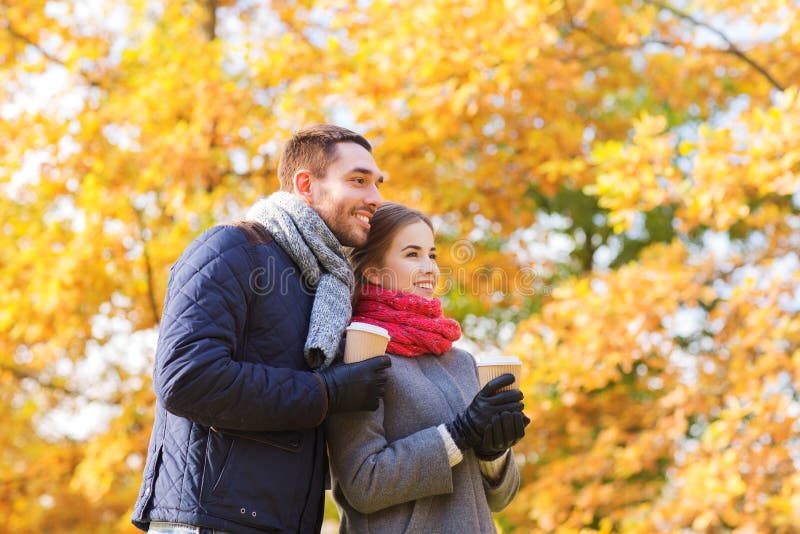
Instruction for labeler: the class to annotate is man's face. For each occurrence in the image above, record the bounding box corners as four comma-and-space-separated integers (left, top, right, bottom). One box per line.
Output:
309, 142, 384, 247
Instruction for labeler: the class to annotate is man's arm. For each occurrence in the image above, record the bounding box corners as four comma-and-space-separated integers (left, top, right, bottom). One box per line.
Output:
154, 226, 328, 431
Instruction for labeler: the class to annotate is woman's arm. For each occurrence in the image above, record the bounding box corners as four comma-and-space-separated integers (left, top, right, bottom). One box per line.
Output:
326, 401, 456, 514
480, 450, 520, 512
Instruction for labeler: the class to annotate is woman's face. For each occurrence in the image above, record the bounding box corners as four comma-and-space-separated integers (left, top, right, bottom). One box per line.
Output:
366, 220, 439, 298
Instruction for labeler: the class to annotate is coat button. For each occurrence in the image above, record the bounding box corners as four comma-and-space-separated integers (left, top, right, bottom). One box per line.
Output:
252, 511, 257, 517
240, 508, 246, 514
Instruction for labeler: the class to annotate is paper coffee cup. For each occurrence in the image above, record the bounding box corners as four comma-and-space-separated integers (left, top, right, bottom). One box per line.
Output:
344, 322, 391, 363
476, 355, 522, 392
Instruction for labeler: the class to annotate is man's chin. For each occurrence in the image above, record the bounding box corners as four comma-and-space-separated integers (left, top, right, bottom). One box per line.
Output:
333, 228, 368, 248
340, 235, 368, 248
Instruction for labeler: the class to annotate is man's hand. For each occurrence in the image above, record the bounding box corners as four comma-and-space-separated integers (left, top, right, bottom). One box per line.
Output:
318, 355, 392, 414
445, 373, 524, 451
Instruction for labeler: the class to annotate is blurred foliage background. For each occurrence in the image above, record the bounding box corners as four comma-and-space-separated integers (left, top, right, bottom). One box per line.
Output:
1, 0, 799, 531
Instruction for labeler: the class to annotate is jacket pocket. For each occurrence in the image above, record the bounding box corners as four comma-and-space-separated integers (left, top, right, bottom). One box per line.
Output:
201, 430, 237, 498
201, 428, 311, 531
211, 427, 303, 452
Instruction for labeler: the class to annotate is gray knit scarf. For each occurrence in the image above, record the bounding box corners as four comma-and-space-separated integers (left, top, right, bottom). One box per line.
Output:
246, 192, 354, 370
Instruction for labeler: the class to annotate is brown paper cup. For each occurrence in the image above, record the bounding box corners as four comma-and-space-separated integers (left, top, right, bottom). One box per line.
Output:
344, 322, 391, 363
476, 355, 522, 392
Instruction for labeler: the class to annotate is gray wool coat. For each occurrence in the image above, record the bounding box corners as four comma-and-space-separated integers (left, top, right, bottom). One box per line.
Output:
325, 348, 520, 533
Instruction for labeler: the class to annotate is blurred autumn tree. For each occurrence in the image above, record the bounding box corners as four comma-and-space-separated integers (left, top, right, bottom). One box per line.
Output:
1, 0, 799, 532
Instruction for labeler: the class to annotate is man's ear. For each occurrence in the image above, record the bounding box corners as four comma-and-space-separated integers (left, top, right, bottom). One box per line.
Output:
293, 170, 313, 205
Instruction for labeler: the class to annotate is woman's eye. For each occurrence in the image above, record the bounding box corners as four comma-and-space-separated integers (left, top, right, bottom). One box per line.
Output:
406, 252, 418, 258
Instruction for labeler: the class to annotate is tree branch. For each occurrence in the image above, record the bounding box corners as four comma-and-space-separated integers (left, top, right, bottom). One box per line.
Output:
202, 0, 218, 41
561, 1, 675, 63
643, 0, 784, 91
131, 205, 162, 325
4, 23, 103, 88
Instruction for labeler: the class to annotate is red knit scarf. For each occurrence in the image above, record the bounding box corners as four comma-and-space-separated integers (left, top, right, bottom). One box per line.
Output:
351, 284, 462, 357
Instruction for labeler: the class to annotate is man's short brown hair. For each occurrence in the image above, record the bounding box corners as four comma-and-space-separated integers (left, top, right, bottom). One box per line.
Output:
278, 124, 372, 192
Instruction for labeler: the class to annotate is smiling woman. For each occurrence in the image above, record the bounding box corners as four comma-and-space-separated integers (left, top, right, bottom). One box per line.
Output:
327, 202, 529, 533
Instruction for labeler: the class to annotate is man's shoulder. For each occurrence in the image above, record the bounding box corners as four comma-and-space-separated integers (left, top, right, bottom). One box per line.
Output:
187, 223, 276, 256
227, 220, 273, 245
175, 225, 254, 274
174, 223, 300, 288
195, 223, 250, 247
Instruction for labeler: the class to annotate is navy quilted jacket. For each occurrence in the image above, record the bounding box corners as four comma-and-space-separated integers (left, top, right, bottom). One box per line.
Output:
131, 224, 329, 533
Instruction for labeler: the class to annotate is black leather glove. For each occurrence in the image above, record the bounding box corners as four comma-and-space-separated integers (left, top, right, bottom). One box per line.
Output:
317, 355, 392, 414
475, 411, 531, 460
445, 373, 523, 451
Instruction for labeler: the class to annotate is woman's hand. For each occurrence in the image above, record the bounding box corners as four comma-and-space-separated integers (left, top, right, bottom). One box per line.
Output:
475, 411, 530, 460
446, 374, 523, 451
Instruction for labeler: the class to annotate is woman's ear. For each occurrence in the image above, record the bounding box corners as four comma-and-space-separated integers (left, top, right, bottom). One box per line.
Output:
363, 266, 383, 287
293, 170, 313, 205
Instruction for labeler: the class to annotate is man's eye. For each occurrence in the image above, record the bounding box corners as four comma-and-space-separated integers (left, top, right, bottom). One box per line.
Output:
407, 252, 418, 258
354, 177, 366, 184
430, 254, 437, 260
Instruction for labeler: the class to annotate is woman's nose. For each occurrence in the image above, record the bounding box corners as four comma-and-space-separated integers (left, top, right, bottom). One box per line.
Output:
424, 257, 438, 274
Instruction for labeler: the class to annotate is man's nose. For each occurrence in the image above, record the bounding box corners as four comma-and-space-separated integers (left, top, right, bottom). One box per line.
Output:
365, 183, 382, 208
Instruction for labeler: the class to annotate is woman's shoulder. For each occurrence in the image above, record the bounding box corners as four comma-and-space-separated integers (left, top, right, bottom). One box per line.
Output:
438, 346, 478, 372
443, 346, 474, 359
385, 349, 476, 372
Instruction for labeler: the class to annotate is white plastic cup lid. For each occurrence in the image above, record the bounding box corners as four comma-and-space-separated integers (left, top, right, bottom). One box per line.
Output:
476, 355, 521, 366
346, 322, 390, 339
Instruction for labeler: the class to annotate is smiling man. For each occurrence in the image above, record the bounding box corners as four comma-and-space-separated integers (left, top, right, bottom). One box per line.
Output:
132, 125, 392, 534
